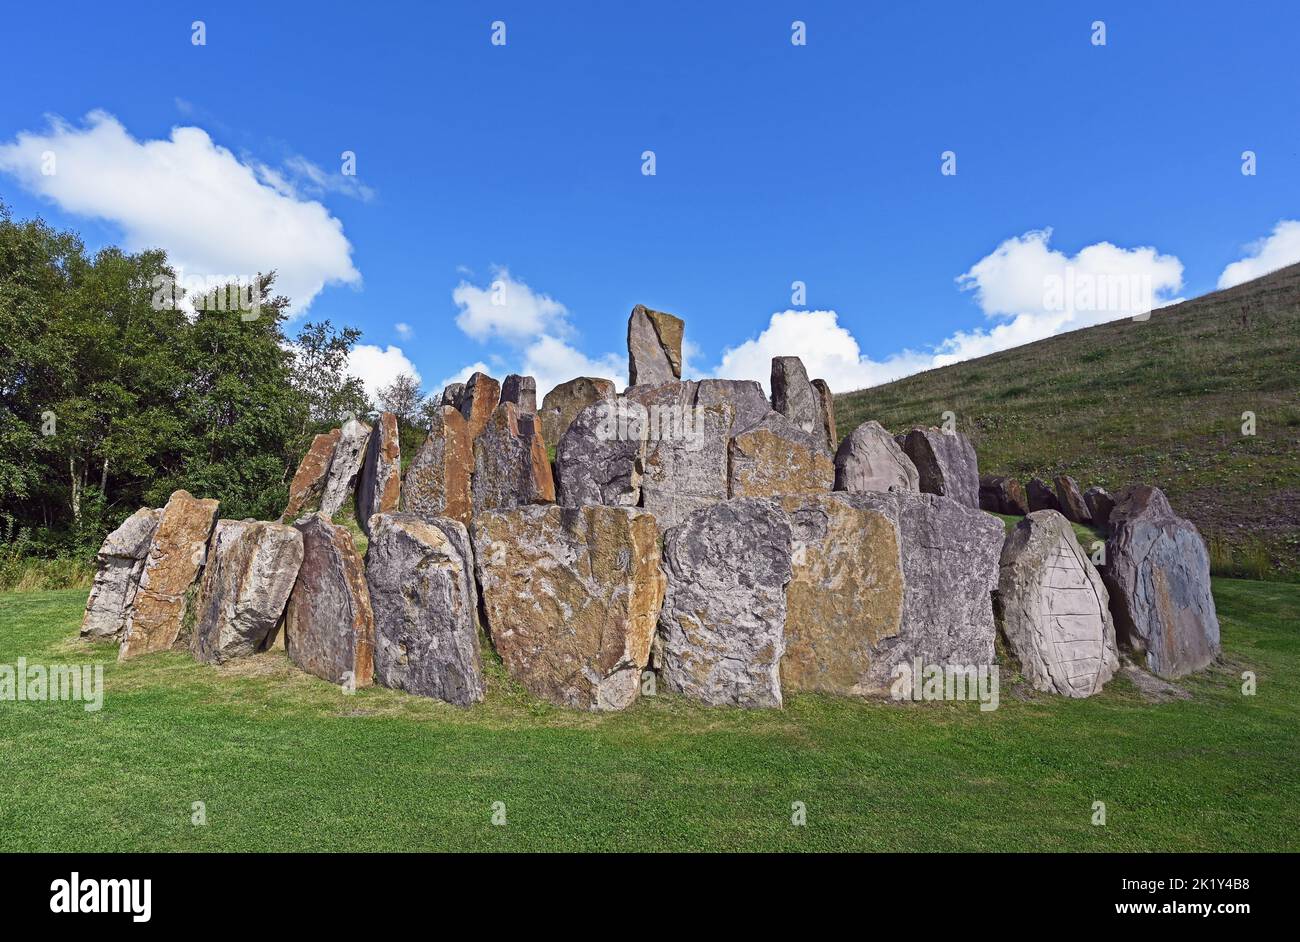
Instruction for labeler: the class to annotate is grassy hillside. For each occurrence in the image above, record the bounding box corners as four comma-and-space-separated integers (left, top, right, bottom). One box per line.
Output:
836, 263, 1300, 580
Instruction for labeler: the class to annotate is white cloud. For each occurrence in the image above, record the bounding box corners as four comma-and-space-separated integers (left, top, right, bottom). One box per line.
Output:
522, 336, 627, 400
436, 362, 492, 391
257, 153, 375, 203
0, 110, 360, 315
394, 322, 412, 340
452, 267, 571, 343
348, 344, 420, 403
1218, 220, 1300, 289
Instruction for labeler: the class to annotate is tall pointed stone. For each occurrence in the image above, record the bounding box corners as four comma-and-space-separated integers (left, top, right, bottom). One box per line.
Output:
282, 428, 340, 520
402, 406, 473, 526
501, 374, 537, 414
319, 417, 371, 518
459, 372, 501, 440
811, 378, 837, 450
471, 402, 556, 514
770, 356, 822, 445
626, 305, 684, 386
356, 411, 401, 535
80, 508, 161, 640
898, 427, 980, 509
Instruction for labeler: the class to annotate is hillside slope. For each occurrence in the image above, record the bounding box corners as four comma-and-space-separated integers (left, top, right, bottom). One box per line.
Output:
836, 263, 1300, 579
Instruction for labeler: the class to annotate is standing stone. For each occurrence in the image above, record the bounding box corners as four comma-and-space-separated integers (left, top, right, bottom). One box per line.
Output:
778, 494, 905, 696
402, 406, 473, 526
694, 378, 771, 435
319, 417, 372, 518
459, 372, 501, 441
284, 513, 375, 687
366, 513, 484, 705
192, 520, 304, 665
119, 490, 219, 660
1103, 486, 1220, 678
626, 304, 684, 386
439, 382, 465, 409
846, 491, 1003, 693
474, 505, 665, 711
356, 412, 401, 536
770, 356, 822, 445
80, 508, 161, 640
501, 374, 537, 415
658, 498, 792, 708
1053, 474, 1092, 524
1085, 487, 1116, 528
471, 402, 556, 515
556, 397, 647, 508
979, 475, 1030, 516
282, 428, 340, 520
898, 427, 980, 509
997, 511, 1118, 697
811, 378, 837, 450
539, 376, 616, 449
1026, 477, 1063, 513
728, 412, 834, 499
834, 420, 920, 494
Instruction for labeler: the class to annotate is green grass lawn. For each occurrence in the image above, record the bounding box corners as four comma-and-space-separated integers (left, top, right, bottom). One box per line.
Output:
1, 582, 1297, 852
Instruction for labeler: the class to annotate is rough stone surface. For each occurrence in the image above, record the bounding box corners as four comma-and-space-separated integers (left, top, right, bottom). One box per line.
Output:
770, 356, 822, 444
845, 491, 1003, 693
626, 304, 684, 386
694, 379, 771, 435
500, 374, 537, 414
538, 376, 616, 450
474, 505, 665, 711
811, 378, 837, 451
658, 498, 792, 708
356, 412, 401, 536
997, 511, 1118, 697
192, 520, 303, 664
282, 428, 340, 519
778, 494, 905, 696
1084, 487, 1115, 529
1103, 486, 1220, 678
728, 411, 834, 499
1026, 477, 1064, 513
284, 513, 375, 687
979, 475, 1030, 516
402, 406, 473, 526
629, 381, 730, 531
319, 417, 372, 518
459, 372, 501, 440
80, 508, 161, 640
898, 427, 980, 509
120, 490, 220, 660
439, 382, 465, 409
1053, 474, 1092, 524
556, 397, 647, 508
366, 513, 484, 705
834, 420, 920, 494
471, 402, 556, 514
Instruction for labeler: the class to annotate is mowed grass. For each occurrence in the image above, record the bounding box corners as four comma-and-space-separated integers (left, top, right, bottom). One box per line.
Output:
1, 583, 1297, 852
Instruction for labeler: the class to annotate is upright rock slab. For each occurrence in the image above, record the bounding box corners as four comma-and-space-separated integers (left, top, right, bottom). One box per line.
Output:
1084, 487, 1115, 529
556, 397, 647, 508
898, 427, 980, 509
471, 402, 556, 514
282, 428, 340, 519
439, 382, 465, 409
1054, 474, 1092, 524
1026, 477, 1063, 513
630, 381, 729, 531
770, 356, 822, 445
459, 372, 501, 440
192, 520, 303, 664
119, 490, 219, 660
834, 420, 920, 494
80, 508, 161, 640
539, 376, 616, 449
366, 513, 483, 705
402, 406, 473, 526
997, 511, 1118, 697
501, 374, 537, 414
811, 378, 837, 451
658, 499, 793, 708
626, 304, 684, 386
356, 411, 401, 535
319, 417, 372, 518
1103, 486, 1220, 678
284, 513, 375, 687
979, 475, 1030, 516
474, 505, 665, 711
728, 411, 834, 499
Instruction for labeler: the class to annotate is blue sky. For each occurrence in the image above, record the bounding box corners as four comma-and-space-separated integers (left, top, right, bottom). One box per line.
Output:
2, 0, 1297, 398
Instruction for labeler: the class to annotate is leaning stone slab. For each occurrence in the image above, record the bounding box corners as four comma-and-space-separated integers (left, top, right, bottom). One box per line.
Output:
627, 304, 684, 386
834, 420, 920, 494
459, 371, 502, 440
539, 376, 616, 449
474, 505, 665, 711
284, 513, 375, 687
366, 513, 484, 705
471, 402, 556, 514
119, 490, 219, 660
319, 417, 371, 519
1053, 474, 1092, 524
1103, 486, 1220, 678
501, 374, 537, 414
770, 356, 823, 446
556, 397, 647, 508
811, 378, 837, 451
356, 411, 401, 536
80, 508, 162, 640
979, 475, 1030, 516
1026, 476, 1063, 513
898, 427, 980, 509
1084, 486, 1115, 529
728, 411, 834, 499
282, 428, 340, 519
402, 406, 473, 526
658, 498, 793, 708
192, 520, 303, 665
997, 511, 1118, 697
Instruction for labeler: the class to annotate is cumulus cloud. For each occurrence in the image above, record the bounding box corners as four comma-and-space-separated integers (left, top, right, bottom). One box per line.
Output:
521, 336, 627, 400
348, 344, 421, 403
436, 361, 492, 391
452, 267, 571, 344
1218, 220, 1300, 289
0, 110, 360, 314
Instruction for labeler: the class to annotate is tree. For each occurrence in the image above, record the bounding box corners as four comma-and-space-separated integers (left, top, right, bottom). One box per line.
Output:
290, 320, 372, 428
377, 372, 424, 425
